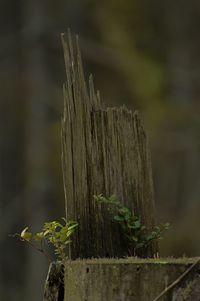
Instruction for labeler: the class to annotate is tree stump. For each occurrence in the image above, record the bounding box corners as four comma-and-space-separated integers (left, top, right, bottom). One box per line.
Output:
61, 30, 157, 259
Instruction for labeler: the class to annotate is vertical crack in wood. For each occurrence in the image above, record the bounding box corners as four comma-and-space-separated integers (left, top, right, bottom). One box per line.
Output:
43, 262, 64, 301
61, 31, 157, 259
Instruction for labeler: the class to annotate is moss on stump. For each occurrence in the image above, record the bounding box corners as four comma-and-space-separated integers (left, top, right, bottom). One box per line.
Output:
64, 258, 200, 301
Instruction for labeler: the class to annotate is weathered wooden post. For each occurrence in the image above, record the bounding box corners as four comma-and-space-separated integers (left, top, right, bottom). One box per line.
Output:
61, 30, 157, 259
43, 31, 200, 301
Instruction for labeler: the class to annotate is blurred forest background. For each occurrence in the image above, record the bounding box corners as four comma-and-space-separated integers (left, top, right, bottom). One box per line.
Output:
1, 0, 200, 300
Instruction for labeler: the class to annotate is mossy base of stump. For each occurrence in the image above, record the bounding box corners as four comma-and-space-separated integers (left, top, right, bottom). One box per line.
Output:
43, 258, 200, 301
64, 258, 200, 301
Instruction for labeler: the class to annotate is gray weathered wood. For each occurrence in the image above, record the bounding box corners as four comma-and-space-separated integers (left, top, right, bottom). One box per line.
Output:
61, 30, 157, 258
43, 262, 64, 301
64, 258, 200, 301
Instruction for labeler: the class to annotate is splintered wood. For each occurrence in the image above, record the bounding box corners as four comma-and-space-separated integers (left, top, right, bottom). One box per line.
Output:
61, 31, 157, 258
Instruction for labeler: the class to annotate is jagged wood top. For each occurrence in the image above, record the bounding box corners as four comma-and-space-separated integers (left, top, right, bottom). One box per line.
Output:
61, 30, 156, 259
61, 30, 101, 114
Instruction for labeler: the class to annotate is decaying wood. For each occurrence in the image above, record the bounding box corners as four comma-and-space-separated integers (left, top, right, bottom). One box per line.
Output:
153, 257, 200, 301
64, 258, 200, 301
43, 262, 64, 301
61, 30, 157, 259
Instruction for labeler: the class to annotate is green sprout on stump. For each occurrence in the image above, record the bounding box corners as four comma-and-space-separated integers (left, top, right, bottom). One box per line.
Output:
94, 194, 170, 256
13, 218, 78, 262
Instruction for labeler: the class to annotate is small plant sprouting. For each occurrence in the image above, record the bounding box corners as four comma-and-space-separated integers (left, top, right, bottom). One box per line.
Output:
13, 218, 78, 262
94, 194, 170, 256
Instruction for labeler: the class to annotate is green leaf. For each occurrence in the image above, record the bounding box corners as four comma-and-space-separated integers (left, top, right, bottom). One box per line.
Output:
140, 226, 146, 231
119, 207, 131, 215
61, 217, 67, 223
43, 230, 50, 236
94, 193, 170, 256
130, 235, 138, 242
64, 240, 71, 245
34, 232, 45, 241
127, 217, 141, 229
93, 194, 104, 202
114, 215, 125, 222
109, 194, 120, 205
135, 242, 145, 249
67, 222, 78, 230
163, 222, 170, 229
20, 227, 32, 241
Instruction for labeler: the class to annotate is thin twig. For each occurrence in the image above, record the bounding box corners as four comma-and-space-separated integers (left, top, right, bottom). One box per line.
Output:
10, 233, 52, 263
152, 257, 200, 301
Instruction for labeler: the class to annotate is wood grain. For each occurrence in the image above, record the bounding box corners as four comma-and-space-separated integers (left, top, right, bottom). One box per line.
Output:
61, 30, 157, 258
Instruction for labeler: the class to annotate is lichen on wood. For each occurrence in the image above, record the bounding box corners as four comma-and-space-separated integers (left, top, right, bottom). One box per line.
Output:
61, 30, 157, 259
